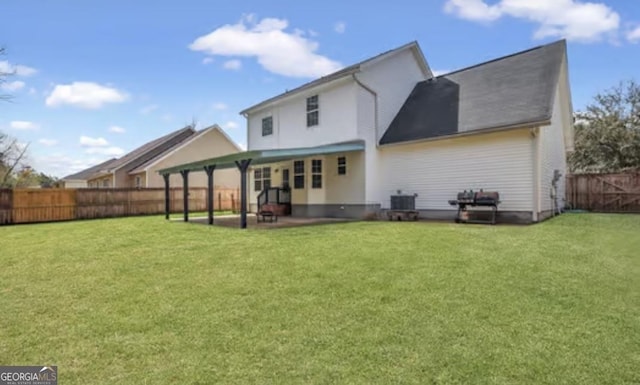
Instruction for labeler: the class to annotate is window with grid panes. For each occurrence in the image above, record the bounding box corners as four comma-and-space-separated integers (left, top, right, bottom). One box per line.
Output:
311, 159, 322, 189
306, 95, 319, 127
293, 160, 305, 189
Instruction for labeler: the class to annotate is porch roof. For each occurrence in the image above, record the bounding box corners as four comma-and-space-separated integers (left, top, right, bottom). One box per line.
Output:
157, 140, 366, 175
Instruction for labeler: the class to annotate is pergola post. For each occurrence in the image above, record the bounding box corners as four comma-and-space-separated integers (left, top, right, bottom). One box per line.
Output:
204, 165, 216, 225
180, 170, 190, 222
235, 159, 252, 229
163, 173, 170, 220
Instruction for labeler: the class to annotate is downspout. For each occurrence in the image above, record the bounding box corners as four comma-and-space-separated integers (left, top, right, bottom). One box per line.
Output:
352, 74, 379, 143
352, 73, 380, 212
531, 127, 541, 222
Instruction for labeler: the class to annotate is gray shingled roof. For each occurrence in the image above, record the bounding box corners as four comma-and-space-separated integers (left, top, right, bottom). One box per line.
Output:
380, 40, 567, 145
105, 126, 196, 173
62, 158, 117, 180
63, 126, 196, 181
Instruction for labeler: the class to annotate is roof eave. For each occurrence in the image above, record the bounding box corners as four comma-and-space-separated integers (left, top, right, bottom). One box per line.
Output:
239, 68, 361, 115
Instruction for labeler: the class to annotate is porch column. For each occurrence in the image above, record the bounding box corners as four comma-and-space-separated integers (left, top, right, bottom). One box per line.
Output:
163, 173, 170, 220
204, 165, 216, 225
235, 159, 252, 229
180, 170, 190, 222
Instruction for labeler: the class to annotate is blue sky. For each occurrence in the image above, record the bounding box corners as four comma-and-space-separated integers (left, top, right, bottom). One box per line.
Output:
1, 0, 639, 177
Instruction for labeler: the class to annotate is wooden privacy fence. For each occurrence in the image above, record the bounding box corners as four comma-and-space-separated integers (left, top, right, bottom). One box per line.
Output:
567, 172, 640, 213
0, 187, 240, 225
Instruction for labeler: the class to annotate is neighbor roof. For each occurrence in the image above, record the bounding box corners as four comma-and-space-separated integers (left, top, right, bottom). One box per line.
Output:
104, 126, 196, 173
380, 40, 567, 145
62, 158, 117, 181
239, 41, 431, 115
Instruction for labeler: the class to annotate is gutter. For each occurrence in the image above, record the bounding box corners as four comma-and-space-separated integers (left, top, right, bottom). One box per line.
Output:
352, 74, 379, 144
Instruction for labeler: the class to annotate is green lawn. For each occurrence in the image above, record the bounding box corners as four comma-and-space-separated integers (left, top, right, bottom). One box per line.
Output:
168, 210, 234, 219
1, 214, 638, 384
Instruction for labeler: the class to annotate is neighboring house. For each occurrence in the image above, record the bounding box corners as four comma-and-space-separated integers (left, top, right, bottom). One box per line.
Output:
161, 40, 573, 223
65, 125, 241, 189
61, 158, 117, 188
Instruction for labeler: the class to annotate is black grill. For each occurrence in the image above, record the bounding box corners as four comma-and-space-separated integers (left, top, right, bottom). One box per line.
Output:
448, 190, 500, 224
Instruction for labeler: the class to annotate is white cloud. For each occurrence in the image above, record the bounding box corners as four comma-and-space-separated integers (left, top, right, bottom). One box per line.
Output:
108, 125, 126, 134
334, 21, 346, 34
46, 82, 128, 109
10, 120, 39, 130
444, 0, 621, 42
223, 59, 242, 70
628, 26, 640, 43
38, 138, 58, 146
213, 102, 228, 110
140, 104, 158, 114
1, 80, 26, 91
79, 135, 109, 147
308, 29, 319, 37
34, 154, 96, 177
237, 142, 247, 151
85, 146, 125, 156
0, 61, 37, 76
224, 121, 239, 130
189, 15, 342, 78
202, 57, 214, 65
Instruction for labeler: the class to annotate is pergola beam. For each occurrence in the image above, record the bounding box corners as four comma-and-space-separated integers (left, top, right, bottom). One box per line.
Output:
180, 170, 190, 222
204, 165, 216, 225
235, 159, 252, 229
163, 173, 170, 220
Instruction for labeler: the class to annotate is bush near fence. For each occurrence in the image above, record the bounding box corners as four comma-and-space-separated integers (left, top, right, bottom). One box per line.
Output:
567, 172, 640, 213
0, 187, 240, 225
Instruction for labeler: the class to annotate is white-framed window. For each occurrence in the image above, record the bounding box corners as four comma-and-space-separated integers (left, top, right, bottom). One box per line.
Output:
102, 179, 109, 188
306, 95, 319, 127
293, 160, 305, 189
135, 176, 141, 188
254, 167, 271, 191
311, 159, 322, 189
262, 116, 273, 136
337, 156, 347, 175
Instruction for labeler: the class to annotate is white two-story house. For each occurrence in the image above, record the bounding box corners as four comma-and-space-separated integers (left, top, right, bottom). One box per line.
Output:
160, 39, 573, 224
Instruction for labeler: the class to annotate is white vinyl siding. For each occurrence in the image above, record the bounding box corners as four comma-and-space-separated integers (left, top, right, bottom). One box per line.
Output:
247, 78, 358, 151
379, 129, 534, 212
539, 79, 569, 212
356, 48, 429, 204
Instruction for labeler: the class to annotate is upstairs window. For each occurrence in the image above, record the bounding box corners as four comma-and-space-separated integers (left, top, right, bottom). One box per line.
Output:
135, 176, 141, 188
337, 156, 347, 175
293, 160, 305, 189
262, 116, 273, 136
306, 95, 319, 127
254, 167, 271, 191
311, 159, 322, 189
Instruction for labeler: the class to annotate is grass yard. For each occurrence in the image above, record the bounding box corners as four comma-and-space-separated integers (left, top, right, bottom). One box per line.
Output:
168, 210, 234, 219
0, 214, 638, 384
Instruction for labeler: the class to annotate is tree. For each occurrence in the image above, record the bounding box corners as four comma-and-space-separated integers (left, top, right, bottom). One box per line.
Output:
569, 80, 640, 173
0, 47, 12, 102
0, 131, 30, 187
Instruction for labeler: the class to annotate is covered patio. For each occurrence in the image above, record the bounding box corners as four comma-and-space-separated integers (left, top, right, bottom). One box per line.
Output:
175, 214, 352, 229
157, 140, 365, 229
